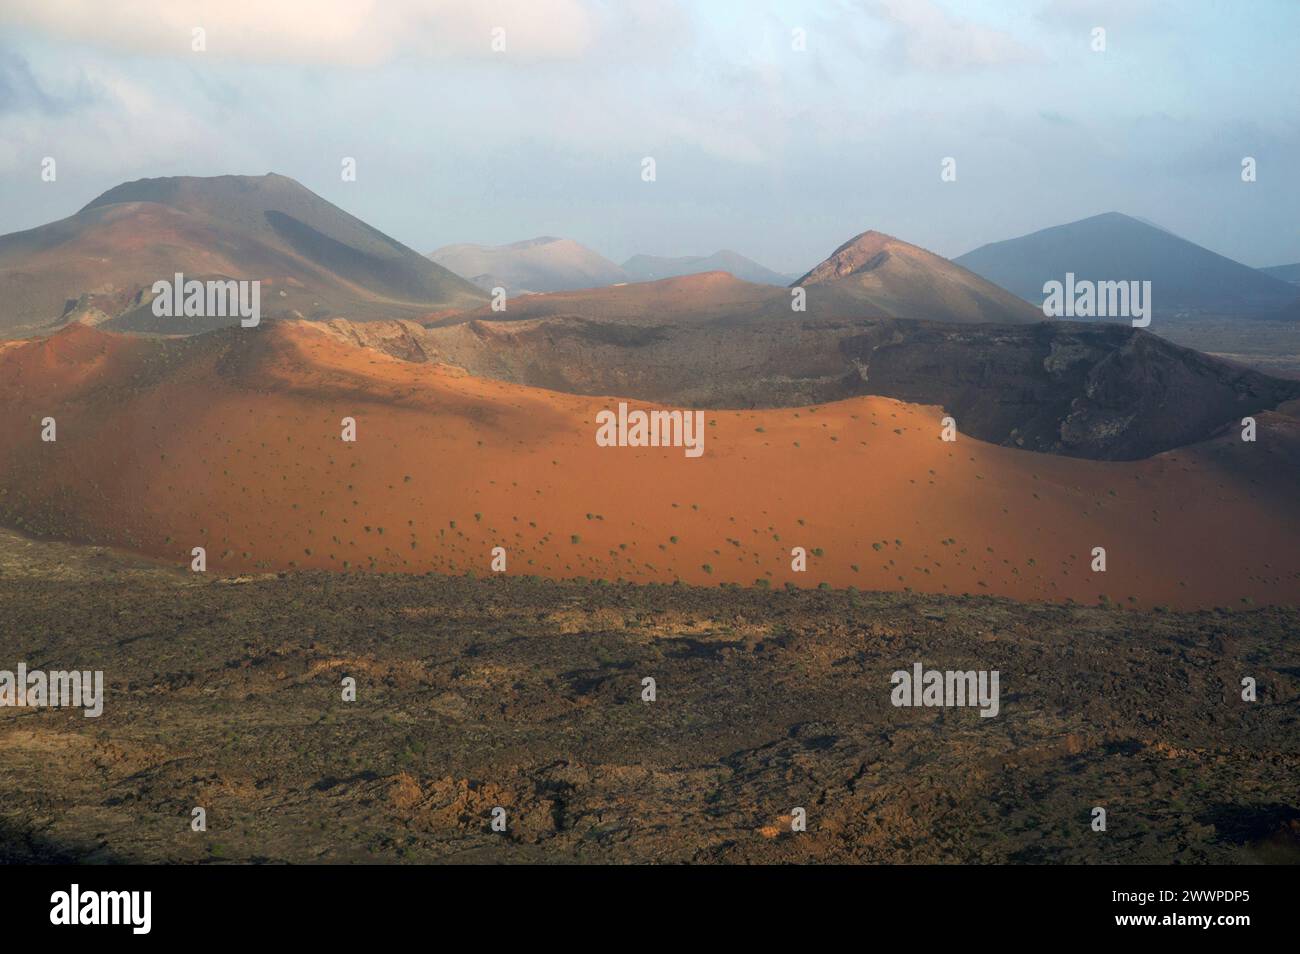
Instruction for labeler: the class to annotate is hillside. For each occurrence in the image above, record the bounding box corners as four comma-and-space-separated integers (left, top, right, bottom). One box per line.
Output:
793, 230, 1043, 325
0, 173, 485, 336
955, 213, 1300, 317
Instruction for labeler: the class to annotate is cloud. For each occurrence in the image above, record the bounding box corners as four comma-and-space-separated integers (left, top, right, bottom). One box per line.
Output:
0, 50, 102, 114
1036, 0, 1171, 30
0, 0, 608, 65
866, 0, 1041, 71
0, 54, 237, 176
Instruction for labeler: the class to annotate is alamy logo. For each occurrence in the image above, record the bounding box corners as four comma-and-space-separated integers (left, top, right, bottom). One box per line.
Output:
50, 884, 151, 934
0, 663, 103, 717
891, 662, 1000, 717
595, 402, 705, 458
151, 272, 261, 327
1042, 272, 1151, 327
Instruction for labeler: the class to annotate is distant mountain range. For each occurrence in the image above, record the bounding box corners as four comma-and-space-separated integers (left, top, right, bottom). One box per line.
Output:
0, 174, 485, 335
431, 229, 1041, 328
427, 237, 627, 296
431, 218, 1300, 326
5, 175, 1298, 338
1261, 263, 1300, 285
622, 250, 792, 285
955, 212, 1299, 318
429, 237, 793, 293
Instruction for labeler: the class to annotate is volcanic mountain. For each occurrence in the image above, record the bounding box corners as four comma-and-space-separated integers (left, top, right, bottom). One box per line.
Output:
792, 231, 1043, 325
428, 236, 628, 296
955, 212, 1300, 317
622, 250, 791, 285
432, 229, 1041, 328
0, 173, 485, 336
2, 320, 1298, 609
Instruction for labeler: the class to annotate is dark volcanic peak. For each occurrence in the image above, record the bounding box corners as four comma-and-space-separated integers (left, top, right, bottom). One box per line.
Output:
955, 212, 1300, 317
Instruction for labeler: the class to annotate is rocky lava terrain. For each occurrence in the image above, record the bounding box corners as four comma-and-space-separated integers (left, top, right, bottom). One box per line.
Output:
1, 530, 1297, 864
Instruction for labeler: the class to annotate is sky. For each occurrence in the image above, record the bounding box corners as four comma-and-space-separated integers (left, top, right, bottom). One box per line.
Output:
1, 0, 1298, 274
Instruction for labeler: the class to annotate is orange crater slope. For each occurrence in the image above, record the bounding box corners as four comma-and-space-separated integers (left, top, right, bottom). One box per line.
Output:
1, 320, 1298, 610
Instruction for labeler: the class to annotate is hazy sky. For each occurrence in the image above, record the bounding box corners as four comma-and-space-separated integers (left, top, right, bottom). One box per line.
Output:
1, 0, 1298, 273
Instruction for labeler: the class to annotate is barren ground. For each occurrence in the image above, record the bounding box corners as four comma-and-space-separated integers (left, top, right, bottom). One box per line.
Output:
1, 529, 1296, 864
